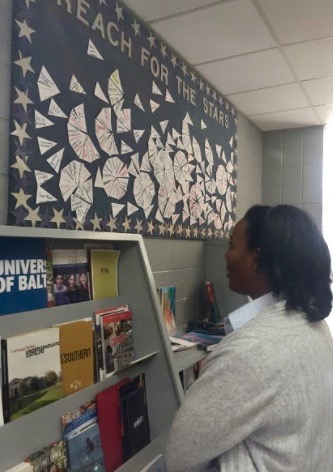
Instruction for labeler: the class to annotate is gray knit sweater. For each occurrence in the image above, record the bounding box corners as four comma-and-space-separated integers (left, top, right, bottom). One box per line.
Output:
165, 301, 333, 471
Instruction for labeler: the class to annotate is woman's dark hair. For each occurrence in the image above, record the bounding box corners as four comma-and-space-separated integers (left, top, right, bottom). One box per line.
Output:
243, 205, 271, 250
244, 204, 332, 322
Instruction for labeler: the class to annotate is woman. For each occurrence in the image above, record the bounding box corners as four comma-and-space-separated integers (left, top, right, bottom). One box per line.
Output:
78, 272, 90, 302
65, 273, 80, 304
165, 204, 333, 472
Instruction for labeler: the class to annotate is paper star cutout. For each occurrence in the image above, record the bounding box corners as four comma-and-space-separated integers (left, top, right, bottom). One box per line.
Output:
73, 217, 85, 230
170, 54, 177, 68
121, 216, 131, 232
200, 228, 207, 238
192, 228, 199, 238
147, 221, 154, 235
90, 212, 102, 231
190, 71, 197, 84
12, 173, 30, 192
160, 43, 167, 58
225, 102, 230, 110
14, 87, 33, 112
115, 3, 124, 21
134, 218, 143, 232
212, 90, 217, 101
14, 50, 34, 77
13, 107, 33, 126
39, 207, 52, 227
207, 227, 213, 238
158, 223, 166, 235
185, 227, 191, 238
11, 207, 27, 225
181, 63, 188, 77
24, 0, 36, 8
13, 141, 29, 159
15, 19, 35, 43
167, 223, 175, 236
206, 84, 211, 95
131, 19, 141, 36
147, 33, 156, 49
11, 120, 31, 146
64, 212, 75, 229
219, 96, 224, 106
51, 208, 65, 229
176, 225, 183, 236
105, 216, 118, 231
25, 206, 41, 227
199, 79, 204, 91
216, 230, 223, 239
11, 188, 31, 209
11, 154, 31, 178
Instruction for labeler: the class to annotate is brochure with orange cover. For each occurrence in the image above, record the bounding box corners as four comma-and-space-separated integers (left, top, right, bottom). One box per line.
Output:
56, 318, 94, 396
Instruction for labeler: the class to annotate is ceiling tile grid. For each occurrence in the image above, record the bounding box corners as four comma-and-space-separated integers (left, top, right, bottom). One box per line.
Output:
196, 48, 295, 95
149, 0, 276, 65
122, 0, 333, 130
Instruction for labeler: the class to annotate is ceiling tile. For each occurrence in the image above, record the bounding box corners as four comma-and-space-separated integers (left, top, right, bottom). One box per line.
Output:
302, 78, 333, 106
122, 0, 218, 22
196, 48, 294, 95
151, 0, 276, 65
284, 38, 333, 81
258, 0, 333, 45
227, 83, 308, 116
315, 104, 333, 124
250, 108, 320, 131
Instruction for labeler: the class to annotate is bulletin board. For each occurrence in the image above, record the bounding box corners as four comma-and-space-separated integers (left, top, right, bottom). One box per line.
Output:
8, 0, 238, 239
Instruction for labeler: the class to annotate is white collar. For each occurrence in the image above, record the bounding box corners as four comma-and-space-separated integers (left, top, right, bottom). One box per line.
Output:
226, 292, 278, 332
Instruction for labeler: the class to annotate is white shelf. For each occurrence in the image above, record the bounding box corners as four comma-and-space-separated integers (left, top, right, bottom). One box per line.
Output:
0, 227, 183, 471
174, 348, 208, 372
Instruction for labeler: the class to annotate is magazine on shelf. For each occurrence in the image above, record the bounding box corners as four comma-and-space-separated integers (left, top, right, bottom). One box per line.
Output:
93, 304, 129, 381
181, 331, 224, 350
204, 281, 221, 323
0, 237, 50, 316
96, 378, 130, 472
25, 440, 67, 471
169, 335, 198, 352
101, 308, 133, 377
89, 249, 120, 300
45, 246, 55, 307
55, 318, 94, 396
62, 400, 106, 472
0, 335, 4, 426
52, 249, 90, 306
119, 373, 150, 461
1, 327, 63, 422
158, 286, 176, 335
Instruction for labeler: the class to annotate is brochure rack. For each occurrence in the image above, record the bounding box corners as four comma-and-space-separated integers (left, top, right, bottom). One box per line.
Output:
0, 226, 183, 471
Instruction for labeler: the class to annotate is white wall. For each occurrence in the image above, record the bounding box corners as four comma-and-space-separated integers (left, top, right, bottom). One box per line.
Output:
262, 126, 324, 229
